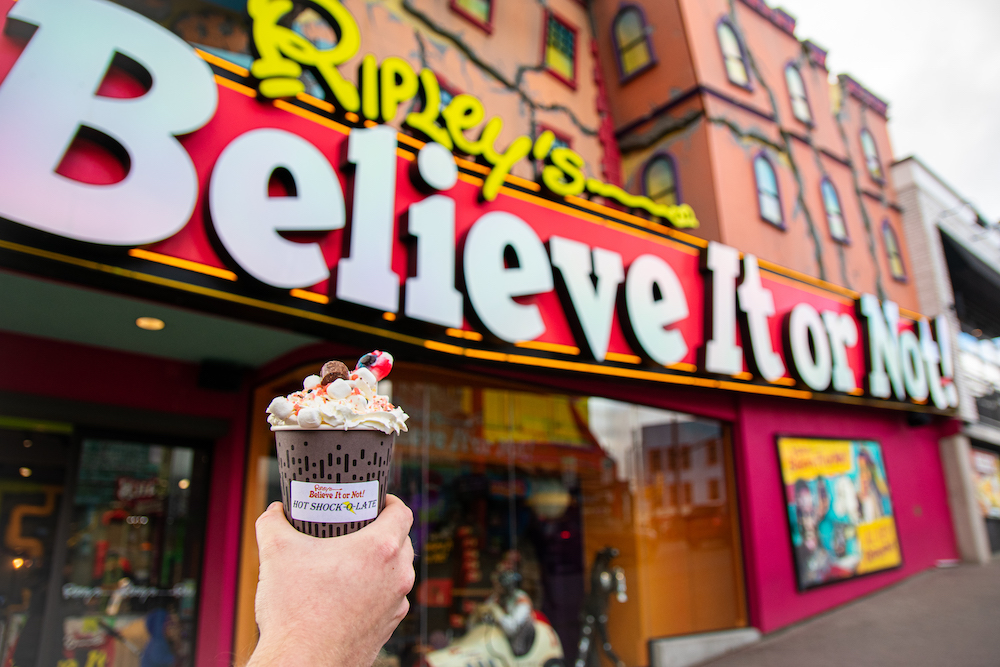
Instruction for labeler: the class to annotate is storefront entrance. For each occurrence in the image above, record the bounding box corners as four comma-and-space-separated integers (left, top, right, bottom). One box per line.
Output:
0, 424, 210, 667
237, 362, 747, 666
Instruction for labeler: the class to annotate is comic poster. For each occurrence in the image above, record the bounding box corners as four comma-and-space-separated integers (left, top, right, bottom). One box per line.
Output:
970, 448, 1000, 519
778, 438, 902, 590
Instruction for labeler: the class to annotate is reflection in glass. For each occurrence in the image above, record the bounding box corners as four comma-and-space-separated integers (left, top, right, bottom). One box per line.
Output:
374, 376, 746, 667
56, 439, 208, 666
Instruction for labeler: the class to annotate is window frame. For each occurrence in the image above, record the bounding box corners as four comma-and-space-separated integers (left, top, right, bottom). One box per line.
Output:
542, 9, 579, 89
784, 62, 812, 125
882, 219, 907, 282
612, 4, 657, 83
641, 152, 682, 207
820, 177, 850, 244
449, 0, 493, 34
753, 152, 785, 229
716, 18, 752, 91
860, 128, 884, 183
534, 123, 574, 173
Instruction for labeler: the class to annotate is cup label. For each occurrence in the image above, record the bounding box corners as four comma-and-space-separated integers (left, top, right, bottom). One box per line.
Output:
289, 480, 380, 523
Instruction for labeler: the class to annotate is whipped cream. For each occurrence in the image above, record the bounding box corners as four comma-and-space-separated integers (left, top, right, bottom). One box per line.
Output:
266, 353, 408, 435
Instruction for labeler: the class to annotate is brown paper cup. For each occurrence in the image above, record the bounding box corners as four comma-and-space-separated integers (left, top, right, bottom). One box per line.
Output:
273, 428, 395, 537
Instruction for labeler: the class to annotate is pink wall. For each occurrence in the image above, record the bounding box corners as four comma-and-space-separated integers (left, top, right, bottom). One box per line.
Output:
733, 394, 959, 633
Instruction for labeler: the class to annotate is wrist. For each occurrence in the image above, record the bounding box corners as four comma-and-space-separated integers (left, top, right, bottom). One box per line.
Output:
248, 634, 334, 667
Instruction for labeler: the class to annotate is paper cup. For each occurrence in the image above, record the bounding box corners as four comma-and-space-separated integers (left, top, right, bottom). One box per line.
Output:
273, 428, 395, 537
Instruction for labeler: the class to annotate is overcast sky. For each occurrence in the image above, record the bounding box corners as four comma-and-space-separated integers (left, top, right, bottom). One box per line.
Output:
775, 0, 1000, 222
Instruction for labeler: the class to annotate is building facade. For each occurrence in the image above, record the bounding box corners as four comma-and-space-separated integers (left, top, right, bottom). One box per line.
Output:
893, 155, 1000, 560
0, 1, 965, 666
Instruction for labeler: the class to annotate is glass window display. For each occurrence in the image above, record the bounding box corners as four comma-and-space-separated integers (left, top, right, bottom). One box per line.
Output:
55, 438, 209, 667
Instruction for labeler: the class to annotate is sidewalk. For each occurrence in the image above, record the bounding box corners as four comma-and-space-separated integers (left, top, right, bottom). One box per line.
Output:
704, 558, 1000, 667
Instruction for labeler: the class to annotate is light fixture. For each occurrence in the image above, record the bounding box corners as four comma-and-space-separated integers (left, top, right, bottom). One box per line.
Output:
22, 439, 32, 448
178, 478, 190, 490
136, 316, 165, 331
12, 558, 24, 569
18, 467, 31, 478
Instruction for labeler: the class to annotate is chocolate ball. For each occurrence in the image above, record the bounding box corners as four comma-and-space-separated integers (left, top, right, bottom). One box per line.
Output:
320, 360, 350, 385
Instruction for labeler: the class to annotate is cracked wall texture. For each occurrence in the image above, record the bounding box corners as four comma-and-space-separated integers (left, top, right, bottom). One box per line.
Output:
338, 0, 605, 182
593, 0, 920, 311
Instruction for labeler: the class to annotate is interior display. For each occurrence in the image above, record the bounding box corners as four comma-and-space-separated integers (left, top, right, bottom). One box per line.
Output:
56, 438, 209, 666
778, 438, 902, 590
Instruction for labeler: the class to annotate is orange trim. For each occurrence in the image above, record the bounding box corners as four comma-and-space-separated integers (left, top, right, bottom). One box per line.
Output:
345, 112, 360, 122
757, 258, 858, 301
196, 48, 250, 77
499, 187, 701, 256
297, 92, 334, 113
272, 100, 350, 136
762, 271, 855, 307
605, 352, 641, 364
771, 377, 797, 386
446, 328, 484, 341
214, 76, 257, 98
458, 173, 485, 187
566, 195, 709, 248
397, 133, 426, 150
397, 148, 415, 161
456, 157, 491, 175
128, 249, 238, 281
669, 362, 698, 373
383, 312, 397, 321
505, 174, 542, 192
515, 340, 581, 355
289, 289, 329, 304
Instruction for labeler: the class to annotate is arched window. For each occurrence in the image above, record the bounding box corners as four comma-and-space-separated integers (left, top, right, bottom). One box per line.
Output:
785, 64, 811, 124
613, 6, 653, 80
860, 129, 883, 181
754, 155, 783, 227
882, 220, 906, 280
717, 20, 749, 88
821, 179, 848, 242
643, 155, 679, 207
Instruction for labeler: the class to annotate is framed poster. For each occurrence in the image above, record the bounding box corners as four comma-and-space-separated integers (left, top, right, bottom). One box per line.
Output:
970, 448, 1000, 519
777, 437, 902, 590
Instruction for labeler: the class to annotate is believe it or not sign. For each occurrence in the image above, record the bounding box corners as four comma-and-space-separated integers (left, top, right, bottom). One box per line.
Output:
0, 0, 957, 411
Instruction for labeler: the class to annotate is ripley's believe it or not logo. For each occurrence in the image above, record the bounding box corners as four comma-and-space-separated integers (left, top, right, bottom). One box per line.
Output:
247, 0, 698, 229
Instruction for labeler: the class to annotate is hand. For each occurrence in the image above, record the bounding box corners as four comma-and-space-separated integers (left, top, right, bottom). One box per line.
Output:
247, 496, 415, 667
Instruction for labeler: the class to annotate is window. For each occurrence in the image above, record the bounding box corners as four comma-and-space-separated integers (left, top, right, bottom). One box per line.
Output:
544, 12, 577, 87
241, 366, 749, 655
650, 448, 662, 473
754, 154, 783, 227
613, 6, 653, 80
709, 479, 721, 500
860, 129, 883, 181
821, 179, 848, 242
785, 64, 811, 124
643, 154, 679, 207
882, 220, 906, 281
450, 0, 492, 32
717, 20, 749, 88
707, 441, 718, 465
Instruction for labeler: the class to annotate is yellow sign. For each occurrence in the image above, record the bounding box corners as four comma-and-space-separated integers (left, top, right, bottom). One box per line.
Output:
777, 438, 853, 483
246, 0, 699, 228
856, 516, 902, 573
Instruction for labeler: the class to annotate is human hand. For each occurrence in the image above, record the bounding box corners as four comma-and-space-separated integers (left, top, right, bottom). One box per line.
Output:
247, 496, 415, 667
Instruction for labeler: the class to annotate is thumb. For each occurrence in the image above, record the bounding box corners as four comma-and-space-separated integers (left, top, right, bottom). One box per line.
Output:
255, 501, 299, 554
